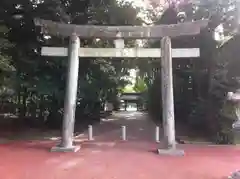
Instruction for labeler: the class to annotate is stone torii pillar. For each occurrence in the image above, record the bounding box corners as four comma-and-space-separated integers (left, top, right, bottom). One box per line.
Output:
227, 90, 240, 179
161, 37, 175, 149
158, 36, 184, 156
51, 34, 81, 152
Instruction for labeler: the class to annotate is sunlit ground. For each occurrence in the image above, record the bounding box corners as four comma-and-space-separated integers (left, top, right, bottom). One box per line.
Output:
119, 103, 138, 111
120, 106, 137, 111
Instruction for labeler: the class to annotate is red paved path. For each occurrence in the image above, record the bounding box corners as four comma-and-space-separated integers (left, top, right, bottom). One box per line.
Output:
0, 111, 240, 179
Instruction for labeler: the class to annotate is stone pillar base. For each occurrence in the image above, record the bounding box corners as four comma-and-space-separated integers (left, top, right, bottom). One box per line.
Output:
157, 148, 185, 156
50, 145, 80, 152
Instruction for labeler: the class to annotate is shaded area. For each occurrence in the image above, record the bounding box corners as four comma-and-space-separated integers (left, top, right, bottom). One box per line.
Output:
74, 111, 157, 143
0, 111, 210, 144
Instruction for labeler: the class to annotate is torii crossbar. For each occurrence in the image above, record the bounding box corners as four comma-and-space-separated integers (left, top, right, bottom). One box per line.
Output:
34, 18, 208, 155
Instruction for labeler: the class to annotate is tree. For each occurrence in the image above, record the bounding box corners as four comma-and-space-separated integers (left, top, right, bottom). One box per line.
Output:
0, 0, 144, 128
0, 23, 16, 108
143, 0, 240, 143
133, 77, 148, 93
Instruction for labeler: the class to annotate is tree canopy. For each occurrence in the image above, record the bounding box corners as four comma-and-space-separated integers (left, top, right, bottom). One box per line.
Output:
0, 0, 147, 127
0, 0, 240, 144
145, 0, 240, 143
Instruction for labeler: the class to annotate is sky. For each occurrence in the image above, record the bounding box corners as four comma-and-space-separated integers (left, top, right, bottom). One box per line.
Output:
121, 0, 166, 24
125, 0, 166, 6
123, 0, 149, 7
120, 0, 152, 22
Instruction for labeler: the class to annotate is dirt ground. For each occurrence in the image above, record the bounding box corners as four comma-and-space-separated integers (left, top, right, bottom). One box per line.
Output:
0, 111, 239, 179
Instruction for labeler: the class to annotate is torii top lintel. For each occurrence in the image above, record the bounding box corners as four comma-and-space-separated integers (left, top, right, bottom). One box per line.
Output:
34, 18, 209, 39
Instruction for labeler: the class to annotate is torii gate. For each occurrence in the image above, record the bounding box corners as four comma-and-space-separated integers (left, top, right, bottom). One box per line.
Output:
34, 19, 208, 155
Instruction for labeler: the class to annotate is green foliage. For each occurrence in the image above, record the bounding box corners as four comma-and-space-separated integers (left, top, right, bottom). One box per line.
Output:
0, 0, 239, 143
0, 25, 16, 97
133, 77, 148, 93
206, 35, 240, 144
145, 0, 240, 143
147, 74, 161, 122
0, 0, 143, 127
122, 85, 135, 93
